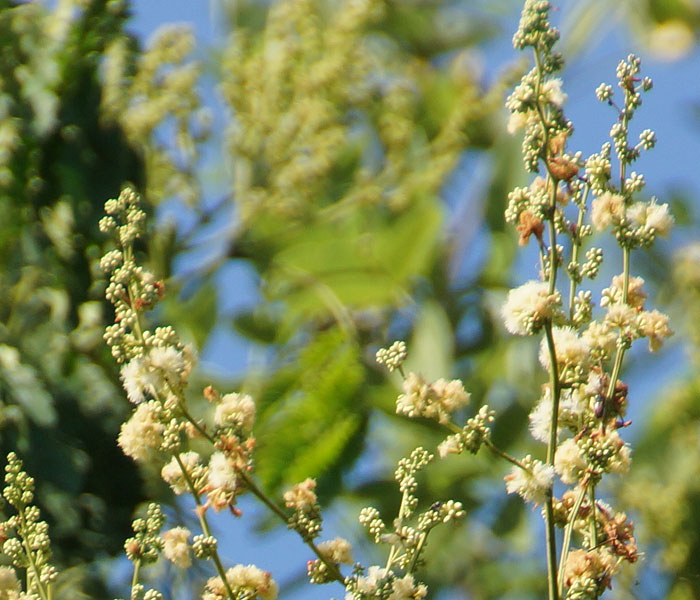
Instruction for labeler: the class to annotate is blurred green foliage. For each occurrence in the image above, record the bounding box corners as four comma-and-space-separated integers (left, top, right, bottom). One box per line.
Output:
0, 0, 150, 588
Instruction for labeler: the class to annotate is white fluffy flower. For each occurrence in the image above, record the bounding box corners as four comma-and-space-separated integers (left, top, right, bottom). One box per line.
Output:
529, 388, 587, 444
149, 346, 185, 379
161, 451, 201, 495
591, 191, 625, 231
501, 281, 561, 335
582, 321, 617, 359
215, 393, 256, 435
539, 326, 590, 375
117, 401, 164, 462
208, 452, 237, 492
554, 438, 586, 484
629, 200, 673, 237
605, 431, 632, 475
0, 566, 20, 599
283, 478, 317, 511
507, 110, 533, 134
205, 565, 278, 600
645, 201, 674, 236
353, 566, 389, 596
163, 526, 191, 568
437, 434, 462, 458
542, 78, 567, 107
396, 373, 469, 424
318, 537, 353, 565
528, 393, 553, 444
504, 456, 554, 505
601, 274, 646, 309
388, 574, 428, 600
120, 357, 159, 404
638, 309, 673, 352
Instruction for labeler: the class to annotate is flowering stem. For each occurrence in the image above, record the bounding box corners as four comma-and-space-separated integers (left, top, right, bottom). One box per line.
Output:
568, 186, 589, 319
557, 482, 588, 594
385, 490, 409, 571
237, 471, 346, 584
18, 507, 51, 600
588, 485, 598, 548
444, 423, 532, 473
175, 402, 345, 584
174, 453, 236, 600
123, 244, 147, 344
407, 530, 429, 574
130, 559, 141, 596
605, 247, 631, 401
544, 321, 561, 600
483, 438, 533, 474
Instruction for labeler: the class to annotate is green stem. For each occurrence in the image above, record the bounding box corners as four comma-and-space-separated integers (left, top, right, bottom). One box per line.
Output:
483, 439, 533, 474
557, 482, 588, 595
130, 559, 141, 595
605, 247, 631, 402
407, 531, 429, 574
444, 423, 532, 474
237, 470, 345, 584
568, 186, 590, 320
533, 41, 562, 600
385, 487, 412, 572
174, 454, 236, 600
588, 485, 598, 549
18, 507, 51, 600
544, 320, 561, 600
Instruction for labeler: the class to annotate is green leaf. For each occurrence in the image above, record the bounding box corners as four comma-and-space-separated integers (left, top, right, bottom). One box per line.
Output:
406, 299, 453, 381
255, 329, 366, 492
0, 344, 56, 427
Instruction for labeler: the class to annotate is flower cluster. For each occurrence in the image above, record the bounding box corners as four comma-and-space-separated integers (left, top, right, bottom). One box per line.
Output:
341, 445, 465, 598
438, 405, 495, 457
284, 478, 322, 542
395, 372, 470, 424
500, 2, 672, 598
375, 341, 408, 373
202, 565, 278, 600
0, 453, 58, 600
100, 189, 477, 600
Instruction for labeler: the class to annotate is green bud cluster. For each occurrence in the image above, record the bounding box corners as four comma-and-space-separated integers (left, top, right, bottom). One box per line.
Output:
124, 503, 165, 565
1, 453, 58, 597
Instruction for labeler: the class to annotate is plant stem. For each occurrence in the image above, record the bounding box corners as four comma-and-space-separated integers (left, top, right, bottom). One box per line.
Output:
483, 439, 533, 474
533, 40, 562, 600
407, 531, 429, 573
446, 420, 533, 473
18, 507, 51, 600
130, 559, 141, 595
543, 317, 561, 600
568, 186, 589, 320
557, 482, 588, 594
237, 470, 345, 584
175, 454, 236, 600
605, 247, 630, 401
588, 485, 598, 548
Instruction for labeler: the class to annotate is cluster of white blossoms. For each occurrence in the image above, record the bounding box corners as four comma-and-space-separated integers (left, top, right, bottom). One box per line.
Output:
375, 340, 408, 372
502, 281, 563, 335
499, 1, 674, 598
504, 455, 555, 505
101, 187, 332, 600
103, 189, 477, 600
202, 564, 278, 600
396, 372, 470, 424
0, 454, 58, 600
345, 568, 428, 600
